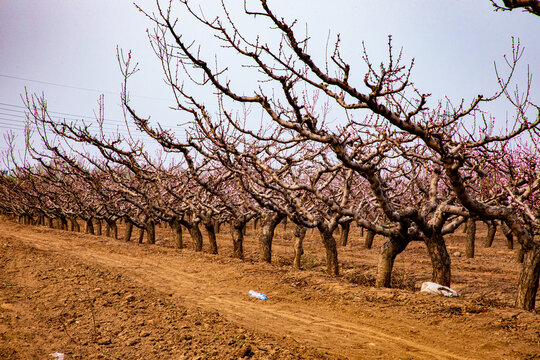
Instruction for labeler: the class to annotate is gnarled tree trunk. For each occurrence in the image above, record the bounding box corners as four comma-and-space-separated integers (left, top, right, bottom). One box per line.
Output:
123, 220, 133, 242
516, 246, 525, 263
339, 221, 351, 247
146, 219, 156, 244
137, 227, 145, 244
364, 229, 375, 249
424, 233, 451, 287
169, 218, 183, 249
516, 246, 540, 311
105, 219, 117, 239
59, 216, 68, 231
502, 223, 514, 249
69, 218, 80, 232
187, 223, 203, 252
231, 220, 246, 260
258, 213, 284, 263
96, 219, 102, 235
178, 216, 204, 252
85, 218, 95, 235
466, 218, 476, 258
293, 224, 306, 269
317, 223, 339, 276
203, 220, 218, 254
376, 234, 409, 288
484, 221, 497, 248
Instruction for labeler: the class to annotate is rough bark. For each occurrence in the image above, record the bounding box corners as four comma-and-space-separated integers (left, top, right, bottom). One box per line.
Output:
364, 229, 375, 249
85, 219, 95, 235
105, 219, 117, 239
203, 220, 218, 254
424, 234, 451, 287
146, 219, 156, 244
59, 216, 68, 231
502, 223, 514, 249
376, 235, 409, 288
516, 246, 525, 263
231, 220, 246, 260
466, 218, 476, 258
258, 213, 284, 263
111, 220, 118, 239
178, 216, 204, 251
317, 223, 339, 276
69, 218, 80, 232
339, 221, 351, 247
96, 219, 102, 235
169, 219, 183, 249
515, 246, 540, 311
47, 217, 54, 229
188, 223, 203, 252
137, 227, 145, 244
293, 225, 306, 269
484, 221, 497, 248
123, 220, 133, 242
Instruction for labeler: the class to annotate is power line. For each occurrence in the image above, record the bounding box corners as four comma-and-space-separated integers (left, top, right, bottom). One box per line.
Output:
0, 118, 185, 140
0, 74, 171, 102
0, 102, 184, 129
0, 119, 148, 139
0, 101, 189, 144
0, 116, 135, 135
0, 102, 127, 124
0, 119, 27, 128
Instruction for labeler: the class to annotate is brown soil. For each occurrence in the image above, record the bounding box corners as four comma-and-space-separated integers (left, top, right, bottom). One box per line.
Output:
0, 217, 538, 359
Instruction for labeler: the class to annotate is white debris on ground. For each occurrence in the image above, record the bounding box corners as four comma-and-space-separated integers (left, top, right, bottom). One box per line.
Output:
420, 282, 460, 297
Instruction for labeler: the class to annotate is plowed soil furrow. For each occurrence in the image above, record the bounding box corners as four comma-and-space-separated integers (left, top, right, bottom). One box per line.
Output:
1, 220, 538, 360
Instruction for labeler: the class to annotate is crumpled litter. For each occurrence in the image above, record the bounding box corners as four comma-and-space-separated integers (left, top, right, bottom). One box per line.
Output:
420, 282, 460, 297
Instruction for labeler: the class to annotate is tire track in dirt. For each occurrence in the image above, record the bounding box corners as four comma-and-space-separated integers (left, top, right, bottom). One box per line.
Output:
8, 227, 474, 359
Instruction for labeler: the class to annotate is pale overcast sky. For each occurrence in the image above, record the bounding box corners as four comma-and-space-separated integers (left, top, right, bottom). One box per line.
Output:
1, 1, 539, 156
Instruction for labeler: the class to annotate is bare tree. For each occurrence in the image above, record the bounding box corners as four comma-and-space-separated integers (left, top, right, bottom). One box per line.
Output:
125, 0, 539, 309
491, 0, 540, 16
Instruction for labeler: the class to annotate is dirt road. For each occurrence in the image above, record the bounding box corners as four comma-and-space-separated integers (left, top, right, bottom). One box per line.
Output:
0, 218, 538, 359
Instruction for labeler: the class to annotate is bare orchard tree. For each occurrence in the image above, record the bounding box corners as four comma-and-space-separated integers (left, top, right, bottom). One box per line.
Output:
125, 0, 470, 288
129, 0, 539, 309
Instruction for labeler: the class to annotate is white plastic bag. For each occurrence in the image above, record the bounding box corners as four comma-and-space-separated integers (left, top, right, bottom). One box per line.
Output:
50, 353, 65, 360
420, 282, 459, 297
